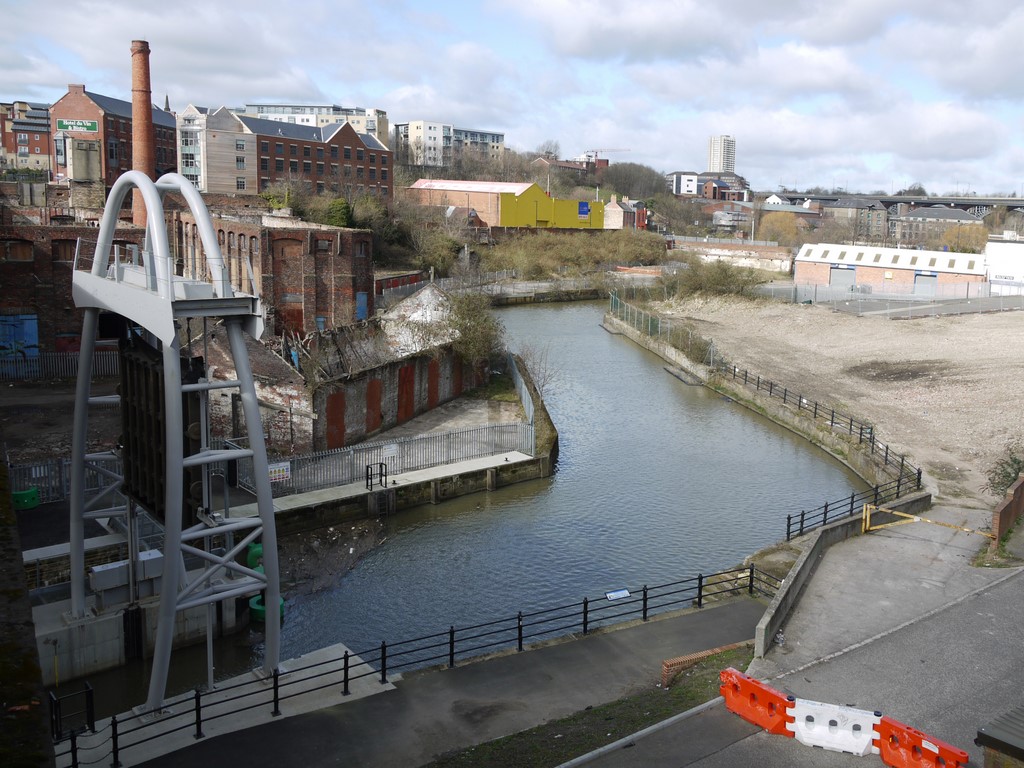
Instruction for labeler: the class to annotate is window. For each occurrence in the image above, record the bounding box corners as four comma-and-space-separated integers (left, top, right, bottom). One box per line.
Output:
909, 256, 918, 265
821, 249, 830, 259
236, 156, 246, 169
369, 168, 376, 180
343, 146, 351, 159
838, 251, 846, 260
968, 260, 976, 270
948, 259, 956, 268
892, 255, 899, 264
260, 157, 269, 171
316, 182, 324, 194
108, 139, 118, 162
330, 145, 338, 158
316, 147, 324, 160
316, 239, 331, 251
356, 167, 364, 179
855, 252, 864, 261
235, 140, 246, 151
275, 158, 284, 172
344, 165, 352, 178
303, 146, 311, 157
275, 142, 284, 155
290, 160, 298, 173
303, 160, 311, 174
356, 148, 364, 161
928, 258, 937, 267
380, 155, 388, 166
236, 177, 246, 190
369, 153, 376, 164
261, 141, 269, 153
381, 169, 388, 181
316, 162, 324, 175
873, 254, 882, 262
330, 163, 338, 174
290, 144, 298, 156
16, 133, 27, 144
357, 241, 367, 257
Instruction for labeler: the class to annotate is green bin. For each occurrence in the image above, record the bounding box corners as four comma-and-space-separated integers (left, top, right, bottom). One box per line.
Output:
12, 488, 40, 511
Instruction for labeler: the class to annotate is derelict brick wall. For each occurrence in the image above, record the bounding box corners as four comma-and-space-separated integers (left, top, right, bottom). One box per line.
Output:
0, 223, 145, 351
314, 348, 474, 449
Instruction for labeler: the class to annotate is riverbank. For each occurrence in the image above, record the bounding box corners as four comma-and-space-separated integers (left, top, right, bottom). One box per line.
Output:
653, 294, 1023, 510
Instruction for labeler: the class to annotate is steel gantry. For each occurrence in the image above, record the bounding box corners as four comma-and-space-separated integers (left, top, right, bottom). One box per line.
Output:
68, 171, 281, 713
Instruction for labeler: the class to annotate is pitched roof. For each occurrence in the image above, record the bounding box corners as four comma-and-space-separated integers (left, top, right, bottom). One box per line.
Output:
84, 89, 176, 128
410, 179, 536, 195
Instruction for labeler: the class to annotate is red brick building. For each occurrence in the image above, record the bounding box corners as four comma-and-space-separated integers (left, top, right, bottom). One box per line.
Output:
170, 204, 376, 335
49, 85, 177, 188
0, 213, 145, 355
177, 106, 392, 199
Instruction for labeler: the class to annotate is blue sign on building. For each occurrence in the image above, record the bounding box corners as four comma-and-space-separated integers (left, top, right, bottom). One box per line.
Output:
578, 201, 590, 219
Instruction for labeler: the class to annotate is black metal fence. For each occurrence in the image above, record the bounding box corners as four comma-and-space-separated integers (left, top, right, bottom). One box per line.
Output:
785, 471, 922, 541
52, 565, 779, 767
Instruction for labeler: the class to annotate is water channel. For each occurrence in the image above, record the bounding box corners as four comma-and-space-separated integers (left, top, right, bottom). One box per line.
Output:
79, 300, 867, 712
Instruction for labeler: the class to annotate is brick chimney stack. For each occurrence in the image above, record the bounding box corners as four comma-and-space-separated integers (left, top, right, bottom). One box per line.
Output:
130, 40, 155, 227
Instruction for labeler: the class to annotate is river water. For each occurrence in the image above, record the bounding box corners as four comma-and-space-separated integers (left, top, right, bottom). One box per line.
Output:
280, 301, 866, 658
76, 300, 866, 711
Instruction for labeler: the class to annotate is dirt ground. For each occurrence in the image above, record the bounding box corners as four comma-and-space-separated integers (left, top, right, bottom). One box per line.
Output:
654, 295, 1024, 509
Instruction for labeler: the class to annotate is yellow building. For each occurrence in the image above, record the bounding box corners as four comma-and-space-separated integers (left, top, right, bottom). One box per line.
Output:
406, 179, 604, 229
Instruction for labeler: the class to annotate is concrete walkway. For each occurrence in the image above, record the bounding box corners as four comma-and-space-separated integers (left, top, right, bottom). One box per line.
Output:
579, 506, 1023, 767
83, 599, 765, 767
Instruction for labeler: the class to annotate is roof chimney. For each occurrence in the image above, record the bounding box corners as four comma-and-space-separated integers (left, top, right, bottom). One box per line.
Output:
130, 40, 155, 227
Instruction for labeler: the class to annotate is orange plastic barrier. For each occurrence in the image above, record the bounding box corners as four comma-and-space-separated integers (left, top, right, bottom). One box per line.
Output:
719, 667, 794, 736
875, 715, 969, 768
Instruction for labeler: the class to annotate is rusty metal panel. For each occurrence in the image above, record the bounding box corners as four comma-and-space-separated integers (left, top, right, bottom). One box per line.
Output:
397, 364, 415, 423
325, 389, 345, 449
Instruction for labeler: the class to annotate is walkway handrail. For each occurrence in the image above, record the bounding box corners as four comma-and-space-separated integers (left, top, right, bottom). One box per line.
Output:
51, 565, 779, 767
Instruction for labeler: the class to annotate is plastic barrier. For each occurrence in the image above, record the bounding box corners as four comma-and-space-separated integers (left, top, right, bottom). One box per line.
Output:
719, 667, 794, 736
786, 698, 881, 756
875, 715, 969, 768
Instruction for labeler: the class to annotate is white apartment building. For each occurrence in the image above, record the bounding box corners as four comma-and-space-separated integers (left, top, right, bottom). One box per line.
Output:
232, 103, 389, 147
707, 135, 736, 174
666, 170, 699, 196
393, 120, 505, 166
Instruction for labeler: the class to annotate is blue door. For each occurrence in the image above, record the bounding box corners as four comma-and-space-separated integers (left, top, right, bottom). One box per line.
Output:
356, 292, 368, 320
0, 314, 39, 358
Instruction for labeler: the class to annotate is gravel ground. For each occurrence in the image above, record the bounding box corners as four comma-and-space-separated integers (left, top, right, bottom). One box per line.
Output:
653, 295, 1024, 515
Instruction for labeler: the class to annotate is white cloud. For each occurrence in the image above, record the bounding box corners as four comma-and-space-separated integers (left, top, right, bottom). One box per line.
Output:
2, 0, 1024, 193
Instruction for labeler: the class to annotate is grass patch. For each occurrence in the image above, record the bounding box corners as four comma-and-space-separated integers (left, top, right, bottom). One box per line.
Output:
426, 645, 752, 768
465, 372, 519, 403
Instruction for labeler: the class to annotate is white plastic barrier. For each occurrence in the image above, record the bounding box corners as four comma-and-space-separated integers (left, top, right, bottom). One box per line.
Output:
786, 698, 882, 756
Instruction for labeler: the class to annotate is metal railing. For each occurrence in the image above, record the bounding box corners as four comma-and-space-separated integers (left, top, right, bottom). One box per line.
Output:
9, 454, 124, 505
607, 293, 924, 538
507, 351, 535, 425
51, 565, 779, 767
235, 422, 535, 498
785, 472, 921, 541
0, 350, 119, 381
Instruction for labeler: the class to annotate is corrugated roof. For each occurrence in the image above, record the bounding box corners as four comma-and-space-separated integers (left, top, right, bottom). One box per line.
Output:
900, 206, 982, 222
796, 243, 986, 275
978, 705, 1024, 761
410, 179, 535, 195
85, 90, 176, 128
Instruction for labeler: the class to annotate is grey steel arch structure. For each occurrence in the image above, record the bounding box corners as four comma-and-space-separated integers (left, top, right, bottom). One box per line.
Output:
69, 171, 281, 712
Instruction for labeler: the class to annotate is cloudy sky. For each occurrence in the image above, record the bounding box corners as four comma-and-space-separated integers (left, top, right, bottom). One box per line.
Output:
3, 0, 1023, 196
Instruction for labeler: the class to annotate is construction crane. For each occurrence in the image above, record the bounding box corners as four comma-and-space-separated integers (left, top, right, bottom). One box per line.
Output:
581, 148, 631, 162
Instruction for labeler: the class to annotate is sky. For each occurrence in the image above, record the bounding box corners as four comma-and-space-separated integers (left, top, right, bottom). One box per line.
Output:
3, 0, 1024, 196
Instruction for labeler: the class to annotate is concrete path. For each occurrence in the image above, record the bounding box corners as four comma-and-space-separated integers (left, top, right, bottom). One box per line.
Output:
126, 600, 765, 768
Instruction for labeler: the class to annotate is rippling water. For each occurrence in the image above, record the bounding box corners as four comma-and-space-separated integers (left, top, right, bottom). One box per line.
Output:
277, 301, 866, 659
